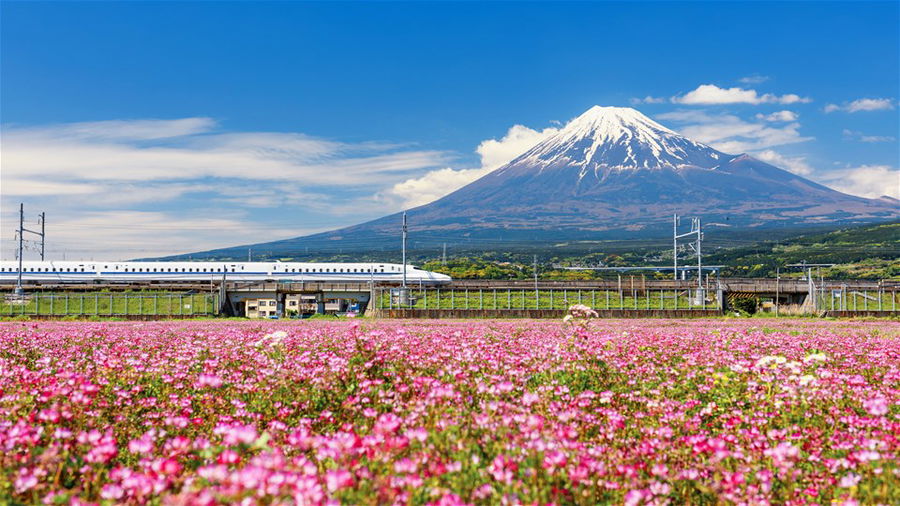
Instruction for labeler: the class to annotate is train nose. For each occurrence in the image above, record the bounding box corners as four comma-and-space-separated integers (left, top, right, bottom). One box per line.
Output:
435, 273, 452, 283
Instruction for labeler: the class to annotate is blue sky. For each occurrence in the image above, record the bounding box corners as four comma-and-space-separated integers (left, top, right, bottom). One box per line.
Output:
2, 1, 898, 259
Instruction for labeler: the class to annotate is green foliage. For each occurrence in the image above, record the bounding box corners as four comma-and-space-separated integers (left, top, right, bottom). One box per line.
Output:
732, 297, 759, 315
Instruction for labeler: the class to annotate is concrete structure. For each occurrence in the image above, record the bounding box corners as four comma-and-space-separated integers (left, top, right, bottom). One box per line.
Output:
244, 297, 278, 318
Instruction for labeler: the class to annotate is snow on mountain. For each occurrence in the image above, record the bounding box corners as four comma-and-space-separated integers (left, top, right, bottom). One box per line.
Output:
497, 106, 727, 179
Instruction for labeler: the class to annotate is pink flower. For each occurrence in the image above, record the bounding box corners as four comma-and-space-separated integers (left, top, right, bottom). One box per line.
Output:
129, 436, 154, 455
100, 483, 124, 500
488, 455, 517, 485
197, 374, 223, 388
325, 469, 353, 492
215, 423, 258, 445
542, 450, 567, 473
863, 396, 889, 416
14, 469, 38, 493
217, 449, 241, 465
153, 458, 183, 475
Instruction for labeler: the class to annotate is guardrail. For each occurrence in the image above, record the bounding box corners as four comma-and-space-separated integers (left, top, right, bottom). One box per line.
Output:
375, 286, 721, 312
1, 292, 218, 317
813, 284, 898, 312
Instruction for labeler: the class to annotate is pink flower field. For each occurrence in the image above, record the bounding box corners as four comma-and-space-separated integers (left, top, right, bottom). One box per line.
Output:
1, 319, 897, 505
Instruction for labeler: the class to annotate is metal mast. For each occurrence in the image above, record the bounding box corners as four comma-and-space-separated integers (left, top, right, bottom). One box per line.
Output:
13, 204, 47, 296
401, 212, 408, 289
673, 214, 678, 280
674, 215, 704, 291
39, 212, 45, 261
696, 217, 702, 291
16, 204, 24, 296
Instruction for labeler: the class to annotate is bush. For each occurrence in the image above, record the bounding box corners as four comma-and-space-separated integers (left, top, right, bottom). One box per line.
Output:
732, 297, 759, 314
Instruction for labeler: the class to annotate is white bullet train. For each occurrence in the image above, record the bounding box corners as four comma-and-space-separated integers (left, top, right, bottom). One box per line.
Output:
0, 261, 451, 284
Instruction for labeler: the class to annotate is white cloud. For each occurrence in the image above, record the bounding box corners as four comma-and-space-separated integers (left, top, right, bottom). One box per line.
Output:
656, 110, 813, 153
842, 129, 896, 143
380, 167, 493, 208
629, 96, 666, 105
1, 117, 457, 259
755, 110, 798, 122
382, 123, 560, 208
1, 119, 448, 186
738, 75, 770, 84
825, 98, 896, 113
672, 84, 811, 105
815, 165, 900, 199
475, 124, 560, 170
0, 208, 325, 260
753, 150, 815, 176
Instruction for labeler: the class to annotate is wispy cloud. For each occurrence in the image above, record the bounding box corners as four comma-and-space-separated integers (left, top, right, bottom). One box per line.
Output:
3, 119, 447, 185
738, 75, 770, 85
656, 110, 813, 153
842, 129, 896, 143
671, 84, 811, 105
816, 165, 900, 199
755, 110, 798, 122
1, 117, 453, 259
825, 98, 895, 113
629, 96, 666, 105
752, 150, 815, 176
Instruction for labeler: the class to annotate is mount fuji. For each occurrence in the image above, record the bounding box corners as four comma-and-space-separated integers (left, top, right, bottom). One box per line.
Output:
186, 106, 899, 257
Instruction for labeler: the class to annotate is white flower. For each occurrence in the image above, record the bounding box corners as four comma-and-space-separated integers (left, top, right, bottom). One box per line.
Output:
254, 330, 288, 348
755, 355, 786, 368
804, 352, 827, 363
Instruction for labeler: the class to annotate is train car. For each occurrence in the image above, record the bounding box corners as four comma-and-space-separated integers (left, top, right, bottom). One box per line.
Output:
0, 261, 451, 284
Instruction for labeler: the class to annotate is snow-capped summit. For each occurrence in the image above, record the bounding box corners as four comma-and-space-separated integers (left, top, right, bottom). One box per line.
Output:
499, 106, 725, 178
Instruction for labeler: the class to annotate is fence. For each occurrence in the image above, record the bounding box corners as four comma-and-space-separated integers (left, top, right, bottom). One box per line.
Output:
813, 283, 898, 312
1, 292, 218, 317
376, 286, 721, 312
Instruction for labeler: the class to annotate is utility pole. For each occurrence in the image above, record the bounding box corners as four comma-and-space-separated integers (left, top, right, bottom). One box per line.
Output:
39, 212, 45, 261
775, 267, 780, 317
674, 215, 703, 303
401, 212, 408, 289
673, 214, 678, 281
695, 217, 702, 293
16, 204, 24, 296
14, 203, 46, 296
442, 243, 447, 266
248, 248, 252, 262
533, 255, 538, 297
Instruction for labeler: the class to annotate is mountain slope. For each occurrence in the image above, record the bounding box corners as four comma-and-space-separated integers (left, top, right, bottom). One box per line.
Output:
178, 106, 898, 259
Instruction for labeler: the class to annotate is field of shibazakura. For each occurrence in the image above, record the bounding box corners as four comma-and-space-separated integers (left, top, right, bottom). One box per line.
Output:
0, 319, 897, 505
